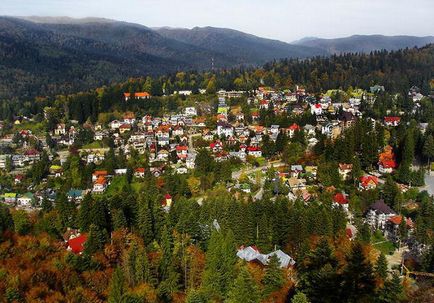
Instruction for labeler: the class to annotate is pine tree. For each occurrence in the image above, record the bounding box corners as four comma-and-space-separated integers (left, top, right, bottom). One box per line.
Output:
226, 266, 260, 303
136, 199, 154, 245
262, 254, 285, 296
78, 194, 93, 232
377, 273, 405, 303
375, 253, 388, 282
423, 135, 434, 168
84, 224, 107, 255
108, 266, 125, 303
291, 292, 310, 303
201, 230, 236, 300
342, 242, 376, 302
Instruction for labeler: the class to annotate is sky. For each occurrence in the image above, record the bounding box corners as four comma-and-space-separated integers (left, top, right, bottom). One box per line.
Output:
1, 0, 433, 42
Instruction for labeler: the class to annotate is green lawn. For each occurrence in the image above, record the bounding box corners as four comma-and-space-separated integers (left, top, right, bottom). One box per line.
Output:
81, 141, 106, 149
372, 230, 396, 255
13, 121, 46, 135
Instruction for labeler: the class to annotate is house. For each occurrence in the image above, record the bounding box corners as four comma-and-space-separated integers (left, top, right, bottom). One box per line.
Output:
54, 123, 66, 136
49, 165, 63, 177
359, 175, 379, 190
247, 146, 262, 158
162, 194, 173, 211
67, 189, 84, 202
92, 170, 108, 182
0, 154, 10, 169
110, 120, 122, 130
378, 145, 397, 174
93, 176, 107, 193
365, 200, 396, 230
291, 165, 303, 178
384, 116, 401, 127
338, 163, 353, 180
123, 112, 136, 125
3, 193, 17, 205
184, 107, 197, 116
135, 167, 146, 178
385, 215, 413, 242
17, 192, 35, 207
333, 192, 349, 212
14, 174, 24, 184
210, 141, 223, 153
311, 103, 323, 115
217, 122, 234, 138
67, 234, 87, 255
286, 123, 301, 138
176, 145, 188, 159
124, 92, 150, 101
236, 246, 295, 268
119, 123, 132, 134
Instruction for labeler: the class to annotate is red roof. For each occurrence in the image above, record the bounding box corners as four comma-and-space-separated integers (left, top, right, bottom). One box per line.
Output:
380, 159, 397, 169
384, 116, 401, 122
68, 234, 87, 254
124, 92, 150, 98
176, 145, 188, 151
95, 176, 106, 185
119, 124, 132, 129
388, 215, 413, 227
334, 193, 349, 205
346, 228, 353, 238
360, 175, 379, 187
165, 194, 172, 199
315, 103, 321, 108
247, 146, 261, 152
135, 167, 145, 173
288, 123, 300, 131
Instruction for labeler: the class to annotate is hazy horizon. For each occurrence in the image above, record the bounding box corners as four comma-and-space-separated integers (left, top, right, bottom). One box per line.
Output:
1, 0, 433, 42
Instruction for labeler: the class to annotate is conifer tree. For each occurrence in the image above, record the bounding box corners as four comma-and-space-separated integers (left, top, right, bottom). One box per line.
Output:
108, 266, 125, 303
78, 194, 93, 232
84, 224, 107, 255
375, 252, 388, 282
291, 292, 310, 303
262, 254, 285, 296
136, 199, 154, 245
226, 266, 260, 303
342, 242, 375, 302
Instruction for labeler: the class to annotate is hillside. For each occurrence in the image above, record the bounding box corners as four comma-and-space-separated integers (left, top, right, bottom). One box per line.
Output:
155, 26, 326, 64
293, 34, 434, 54
0, 17, 324, 100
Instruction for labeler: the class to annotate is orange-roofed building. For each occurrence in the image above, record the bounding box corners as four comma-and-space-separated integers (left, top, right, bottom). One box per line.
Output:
92, 170, 108, 182
124, 92, 150, 101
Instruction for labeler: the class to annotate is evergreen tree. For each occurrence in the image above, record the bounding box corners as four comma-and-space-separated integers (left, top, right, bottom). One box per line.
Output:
291, 292, 310, 303
84, 224, 107, 255
108, 267, 125, 303
262, 254, 285, 296
226, 266, 260, 303
342, 242, 375, 302
78, 194, 93, 232
423, 134, 434, 168
377, 273, 405, 303
375, 252, 388, 282
136, 199, 154, 245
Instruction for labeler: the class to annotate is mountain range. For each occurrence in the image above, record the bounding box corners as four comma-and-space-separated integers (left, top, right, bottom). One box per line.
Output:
0, 16, 433, 99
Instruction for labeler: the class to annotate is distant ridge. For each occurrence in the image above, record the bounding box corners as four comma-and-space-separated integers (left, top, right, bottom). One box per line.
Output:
293, 34, 434, 54
1, 16, 433, 99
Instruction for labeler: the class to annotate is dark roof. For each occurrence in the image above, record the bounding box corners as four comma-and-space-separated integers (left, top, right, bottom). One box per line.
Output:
369, 199, 395, 214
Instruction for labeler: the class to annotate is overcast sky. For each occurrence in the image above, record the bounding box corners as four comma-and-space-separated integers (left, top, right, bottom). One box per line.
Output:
1, 0, 433, 42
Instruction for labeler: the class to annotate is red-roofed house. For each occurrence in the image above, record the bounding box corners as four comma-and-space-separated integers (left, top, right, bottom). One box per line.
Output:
135, 167, 146, 178
124, 92, 150, 101
384, 116, 401, 127
286, 123, 301, 138
359, 175, 379, 190
176, 145, 188, 159
247, 146, 262, 158
333, 192, 349, 212
67, 234, 87, 255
